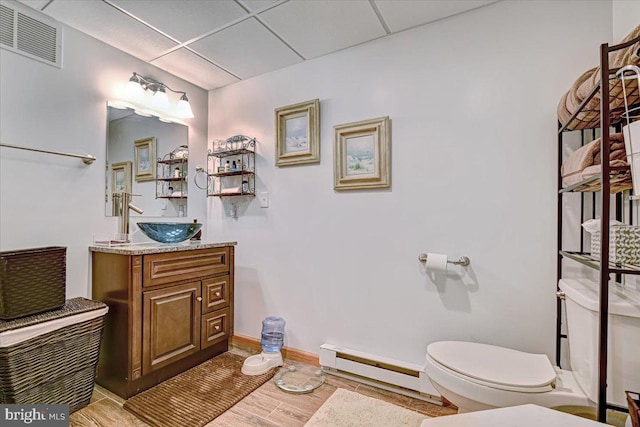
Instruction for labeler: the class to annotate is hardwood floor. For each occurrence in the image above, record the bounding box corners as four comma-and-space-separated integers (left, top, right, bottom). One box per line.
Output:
70, 346, 456, 427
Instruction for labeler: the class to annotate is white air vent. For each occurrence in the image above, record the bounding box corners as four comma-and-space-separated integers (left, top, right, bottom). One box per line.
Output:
0, 4, 14, 47
0, 0, 62, 68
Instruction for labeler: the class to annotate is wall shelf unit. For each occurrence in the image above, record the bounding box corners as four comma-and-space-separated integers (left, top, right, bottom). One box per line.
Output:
557, 34, 640, 423
207, 136, 256, 198
156, 157, 187, 200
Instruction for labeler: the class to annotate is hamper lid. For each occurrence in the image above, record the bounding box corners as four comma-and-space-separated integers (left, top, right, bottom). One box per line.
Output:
427, 341, 556, 390
0, 297, 106, 333
0, 298, 107, 348
0, 246, 66, 258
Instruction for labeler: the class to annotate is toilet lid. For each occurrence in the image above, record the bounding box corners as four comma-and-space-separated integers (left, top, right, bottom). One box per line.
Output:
427, 341, 556, 390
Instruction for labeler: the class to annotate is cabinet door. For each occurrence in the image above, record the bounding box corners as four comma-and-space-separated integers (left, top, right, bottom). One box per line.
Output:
201, 308, 230, 350
142, 281, 201, 374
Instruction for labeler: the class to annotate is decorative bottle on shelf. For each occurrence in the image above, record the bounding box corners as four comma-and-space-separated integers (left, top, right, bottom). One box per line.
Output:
237, 159, 243, 170
224, 161, 230, 172
173, 167, 180, 178
242, 180, 249, 193
232, 161, 237, 171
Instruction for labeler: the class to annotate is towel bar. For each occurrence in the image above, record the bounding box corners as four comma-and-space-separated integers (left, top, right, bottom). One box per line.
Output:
0, 143, 96, 165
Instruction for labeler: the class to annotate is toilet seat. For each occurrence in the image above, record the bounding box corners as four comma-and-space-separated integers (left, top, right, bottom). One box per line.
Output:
425, 341, 591, 412
427, 341, 556, 392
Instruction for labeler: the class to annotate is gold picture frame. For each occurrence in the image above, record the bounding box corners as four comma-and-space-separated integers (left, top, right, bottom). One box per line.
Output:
275, 99, 320, 166
334, 116, 390, 191
111, 161, 132, 194
134, 137, 156, 182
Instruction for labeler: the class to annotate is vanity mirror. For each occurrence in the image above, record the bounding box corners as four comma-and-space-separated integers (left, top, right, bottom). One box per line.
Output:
106, 105, 189, 217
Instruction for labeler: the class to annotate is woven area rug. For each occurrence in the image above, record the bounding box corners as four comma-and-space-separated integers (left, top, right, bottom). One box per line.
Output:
123, 352, 275, 427
304, 388, 429, 427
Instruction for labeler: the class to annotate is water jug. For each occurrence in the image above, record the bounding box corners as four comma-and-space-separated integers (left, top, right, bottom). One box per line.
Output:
260, 316, 286, 353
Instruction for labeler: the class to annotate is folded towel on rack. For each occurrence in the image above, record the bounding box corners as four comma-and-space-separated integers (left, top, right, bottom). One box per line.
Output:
557, 24, 640, 131
592, 133, 626, 163
561, 133, 629, 186
578, 159, 632, 192
561, 139, 599, 186
581, 159, 629, 181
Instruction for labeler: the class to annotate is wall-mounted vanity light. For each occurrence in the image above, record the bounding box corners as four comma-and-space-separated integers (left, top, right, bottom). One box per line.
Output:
111, 72, 194, 123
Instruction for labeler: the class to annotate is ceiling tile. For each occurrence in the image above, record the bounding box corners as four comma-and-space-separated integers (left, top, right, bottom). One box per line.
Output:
151, 48, 239, 91
110, 0, 248, 42
258, 0, 386, 59
189, 18, 301, 80
374, 0, 497, 33
237, 0, 279, 12
44, 0, 177, 61
16, 0, 49, 10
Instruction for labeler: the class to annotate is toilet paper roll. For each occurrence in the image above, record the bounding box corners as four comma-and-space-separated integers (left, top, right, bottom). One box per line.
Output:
425, 253, 448, 273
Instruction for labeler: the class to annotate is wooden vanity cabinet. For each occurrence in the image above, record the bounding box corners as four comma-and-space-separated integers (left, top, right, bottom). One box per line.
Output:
91, 245, 234, 399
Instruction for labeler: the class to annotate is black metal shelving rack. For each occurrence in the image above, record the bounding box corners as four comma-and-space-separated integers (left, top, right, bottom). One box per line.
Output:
557, 37, 640, 423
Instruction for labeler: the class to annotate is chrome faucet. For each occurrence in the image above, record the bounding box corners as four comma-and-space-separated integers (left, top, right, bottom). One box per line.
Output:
115, 192, 143, 237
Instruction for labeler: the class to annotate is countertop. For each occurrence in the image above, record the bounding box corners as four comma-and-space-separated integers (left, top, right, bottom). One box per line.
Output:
88, 240, 237, 255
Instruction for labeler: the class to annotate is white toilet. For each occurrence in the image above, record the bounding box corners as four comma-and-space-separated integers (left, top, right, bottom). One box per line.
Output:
425, 278, 640, 415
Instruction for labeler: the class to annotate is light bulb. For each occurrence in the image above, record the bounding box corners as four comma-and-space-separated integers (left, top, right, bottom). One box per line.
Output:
152, 86, 170, 111
176, 94, 194, 119
125, 74, 144, 102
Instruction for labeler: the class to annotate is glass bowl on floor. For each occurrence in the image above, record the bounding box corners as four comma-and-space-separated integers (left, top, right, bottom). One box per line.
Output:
274, 365, 325, 394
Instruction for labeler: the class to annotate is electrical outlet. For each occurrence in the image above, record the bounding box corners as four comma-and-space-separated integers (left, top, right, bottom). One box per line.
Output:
259, 192, 269, 208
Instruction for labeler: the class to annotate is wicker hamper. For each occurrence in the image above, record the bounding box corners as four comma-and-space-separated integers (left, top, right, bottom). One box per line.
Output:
0, 297, 108, 413
0, 246, 66, 319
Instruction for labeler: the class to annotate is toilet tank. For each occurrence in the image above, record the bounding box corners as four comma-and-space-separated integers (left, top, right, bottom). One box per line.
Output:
559, 278, 640, 408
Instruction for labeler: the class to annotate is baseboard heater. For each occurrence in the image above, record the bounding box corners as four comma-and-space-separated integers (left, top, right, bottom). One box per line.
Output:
319, 343, 441, 405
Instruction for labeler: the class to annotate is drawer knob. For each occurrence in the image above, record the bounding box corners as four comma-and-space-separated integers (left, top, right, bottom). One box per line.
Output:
196, 297, 203, 302
214, 325, 220, 330
215, 292, 221, 297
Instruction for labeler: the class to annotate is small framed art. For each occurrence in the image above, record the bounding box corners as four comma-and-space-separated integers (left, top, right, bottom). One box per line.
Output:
275, 99, 320, 166
334, 116, 390, 190
134, 137, 156, 182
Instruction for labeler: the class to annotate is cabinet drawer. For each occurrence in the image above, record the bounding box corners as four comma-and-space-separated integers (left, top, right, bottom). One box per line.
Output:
143, 247, 229, 287
201, 308, 230, 350
202, 276, 230, 314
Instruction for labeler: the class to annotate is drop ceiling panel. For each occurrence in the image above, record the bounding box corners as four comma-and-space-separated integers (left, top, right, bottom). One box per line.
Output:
189, 18, 301, 80
110, 0, 248, 43
238, 0, 279, 12
44, 0, 177, 61
16, 0, 49, 10
258, 0, 386, 59
151, 48, 239, 91
374, 0, 497, 33
18, 0, 500, 91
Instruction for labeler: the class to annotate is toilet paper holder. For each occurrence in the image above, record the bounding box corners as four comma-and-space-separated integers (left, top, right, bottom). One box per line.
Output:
418, 253, 470, 266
